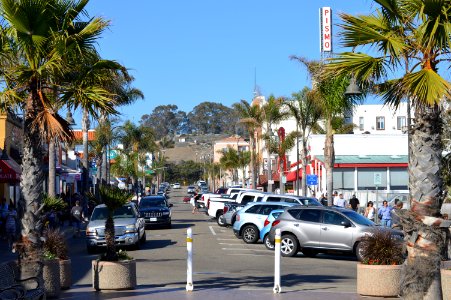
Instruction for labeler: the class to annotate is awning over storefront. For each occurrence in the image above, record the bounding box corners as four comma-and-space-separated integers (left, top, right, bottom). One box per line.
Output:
0, 158, 21, 183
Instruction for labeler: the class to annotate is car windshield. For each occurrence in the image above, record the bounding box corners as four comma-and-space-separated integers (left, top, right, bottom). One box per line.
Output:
91, 206, 135, 220
139, 198, 167, 208
342, 210, 375, 226
297, 197, 322, 206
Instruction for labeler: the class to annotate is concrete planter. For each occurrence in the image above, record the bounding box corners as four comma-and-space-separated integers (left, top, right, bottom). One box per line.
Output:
441, 261, 451, 300
43, 259, 61, 298
92, 259, 136, 291
357, 263, 402, 297
59, 259, 71, 290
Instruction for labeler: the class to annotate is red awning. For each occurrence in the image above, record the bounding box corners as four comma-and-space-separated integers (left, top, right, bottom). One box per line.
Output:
0, 159, 21, 183
286, 168, 314, 182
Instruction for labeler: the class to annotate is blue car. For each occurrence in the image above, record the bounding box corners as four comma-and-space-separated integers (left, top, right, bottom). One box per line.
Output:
260, 209, 285, 250
233, 202, 296, 244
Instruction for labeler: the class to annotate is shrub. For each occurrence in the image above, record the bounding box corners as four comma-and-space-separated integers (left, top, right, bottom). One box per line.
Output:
360, 229, 404, 265
43, 228, 69, 260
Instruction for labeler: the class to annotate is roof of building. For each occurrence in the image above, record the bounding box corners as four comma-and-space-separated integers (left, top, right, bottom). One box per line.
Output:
72, 129, 96, 141
215, 135, 249, 144
314, 155, 408, 167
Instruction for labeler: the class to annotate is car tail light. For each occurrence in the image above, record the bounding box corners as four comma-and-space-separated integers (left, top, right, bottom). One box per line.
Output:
236, 215, 240, 222
223, 206, 229, 214
272, 220, 281, 227
202, 195, 205, 202
263, 219, 270, 227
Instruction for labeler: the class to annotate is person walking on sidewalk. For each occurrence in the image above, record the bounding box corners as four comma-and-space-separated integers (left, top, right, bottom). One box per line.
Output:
378, 200, 393, 227
71, 200, 84, 237
5, 205, 17, 250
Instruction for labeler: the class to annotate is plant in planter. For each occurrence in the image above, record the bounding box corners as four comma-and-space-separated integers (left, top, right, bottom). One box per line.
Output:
42, 249, 61, 298
92, 186, 136, 290
44, 228, 71, 290
356, 229, 405, 297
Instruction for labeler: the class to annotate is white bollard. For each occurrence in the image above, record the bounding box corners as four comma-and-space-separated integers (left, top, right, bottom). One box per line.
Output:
273, 228, 281, 293
186, 228, 194, 291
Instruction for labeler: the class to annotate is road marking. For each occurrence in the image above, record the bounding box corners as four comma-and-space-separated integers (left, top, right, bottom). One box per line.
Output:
218, 243, 245, 246
226, 253, 272, 257
221, 248, 269, 252
209, 226, 217, 236
216, 238, 237, 241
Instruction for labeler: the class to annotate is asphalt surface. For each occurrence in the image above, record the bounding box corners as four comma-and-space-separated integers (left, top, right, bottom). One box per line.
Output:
0, 187, 399, 299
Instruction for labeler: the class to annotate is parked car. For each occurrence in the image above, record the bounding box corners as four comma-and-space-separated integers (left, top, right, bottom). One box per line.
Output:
85, 202, 146, 253
233, 202, 297, 244
260, 194, 322, 206
187, 186, 196, 194
172, 183, 181, 189
260, 209, 285, 250
268, 206, 404, 259
138, 196, 173, 228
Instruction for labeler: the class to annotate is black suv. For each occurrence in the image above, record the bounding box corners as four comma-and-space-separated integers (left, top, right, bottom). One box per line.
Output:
139, 196, 173, 228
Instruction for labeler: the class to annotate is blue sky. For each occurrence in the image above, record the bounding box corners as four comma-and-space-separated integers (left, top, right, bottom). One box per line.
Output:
77, 0, 375, 126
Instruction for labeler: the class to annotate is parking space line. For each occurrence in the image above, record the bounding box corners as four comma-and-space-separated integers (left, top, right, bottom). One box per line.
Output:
216, 238, 237, 241
209, 226, 217, 236
221, 248, 269, 252
226, 253, 272, 257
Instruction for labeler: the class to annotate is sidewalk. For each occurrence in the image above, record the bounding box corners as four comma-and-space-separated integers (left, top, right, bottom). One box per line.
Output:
60, 285, 380, 300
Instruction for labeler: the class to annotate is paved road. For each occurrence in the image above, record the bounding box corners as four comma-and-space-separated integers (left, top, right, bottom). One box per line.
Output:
1, 187, 392, 299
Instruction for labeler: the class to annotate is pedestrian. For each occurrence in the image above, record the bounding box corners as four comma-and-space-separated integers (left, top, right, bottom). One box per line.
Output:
333, 193, 347, 208
378, 200, 393, 227
191, 193, 199, 214
364, 201, 377, 222
5, 205, 17, 250
0, 198, 9, 239
348, 194, 360, 212
319, 193, 328, 206
391, 200, 404, 229
71, 200, 84, 237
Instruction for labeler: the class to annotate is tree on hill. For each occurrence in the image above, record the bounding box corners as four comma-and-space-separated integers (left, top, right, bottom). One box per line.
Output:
188, 102, 237, 134
140, 105, 187, 139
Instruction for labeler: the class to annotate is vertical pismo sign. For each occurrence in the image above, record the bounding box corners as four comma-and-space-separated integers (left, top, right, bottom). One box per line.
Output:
320, 7, 332, 52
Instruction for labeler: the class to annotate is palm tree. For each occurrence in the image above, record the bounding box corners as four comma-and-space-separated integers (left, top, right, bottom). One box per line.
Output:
233, 100, 262, 189
291, 56, 360, 205
285, 88, 322, 196
118, 121, 157, 188
98, 186, 131, 261
261, 95, 289, 192
0, 0, 116, 259
326, 1, 451, 298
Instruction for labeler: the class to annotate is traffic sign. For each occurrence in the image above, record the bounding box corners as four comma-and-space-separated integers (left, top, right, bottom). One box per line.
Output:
374, 172, 382, 185
108, 150, 118, 159
306, 174, 318, 186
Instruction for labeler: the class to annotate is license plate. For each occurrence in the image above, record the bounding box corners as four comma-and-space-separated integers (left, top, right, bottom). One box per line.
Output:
149, 217, 157, 221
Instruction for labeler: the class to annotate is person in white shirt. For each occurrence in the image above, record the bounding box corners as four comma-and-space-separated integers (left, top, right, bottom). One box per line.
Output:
334, 193, 347, 208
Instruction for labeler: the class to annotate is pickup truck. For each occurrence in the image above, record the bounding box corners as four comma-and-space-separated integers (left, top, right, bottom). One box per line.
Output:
199, 187, 256, 208
208, 190, 265, 225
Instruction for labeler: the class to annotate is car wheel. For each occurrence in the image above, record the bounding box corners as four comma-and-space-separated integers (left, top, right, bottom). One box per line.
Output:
140, 231, 146, 244
242, 225, 259, 244
263, 234, 275, 250
355, 242, 364, 262
301, 248, 318, 257
217, 216, 226, 227
87, 245, 96, 254
280, 234, 298, 257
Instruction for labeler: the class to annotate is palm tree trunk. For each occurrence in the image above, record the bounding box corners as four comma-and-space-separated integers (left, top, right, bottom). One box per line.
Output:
324, 119, 334, 206
248, 135, 256, 189
101, 146, 108, 185
301, 135, 308, 197
48, 139, 56, 197
20, 90, 45, 278
82, 109, 90, 211
400, 105, 446, 300
104, 216, 117, 261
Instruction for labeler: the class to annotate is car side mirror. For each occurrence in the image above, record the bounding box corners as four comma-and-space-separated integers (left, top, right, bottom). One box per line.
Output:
341, 221, 352, 228
169, 203, 173, 208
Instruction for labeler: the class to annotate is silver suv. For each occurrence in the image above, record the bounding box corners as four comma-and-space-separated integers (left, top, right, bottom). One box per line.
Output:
268, 206, 403, 260
86, 202, 146, 253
